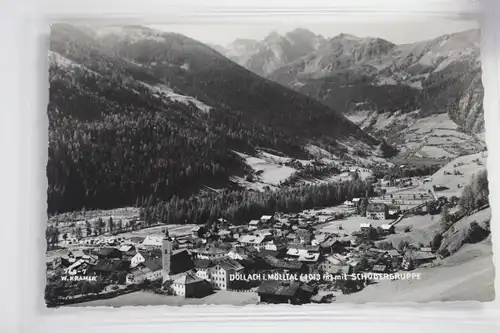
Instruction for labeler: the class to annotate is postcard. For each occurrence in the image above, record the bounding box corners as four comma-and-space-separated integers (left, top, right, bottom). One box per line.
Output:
45, 17, 493, 307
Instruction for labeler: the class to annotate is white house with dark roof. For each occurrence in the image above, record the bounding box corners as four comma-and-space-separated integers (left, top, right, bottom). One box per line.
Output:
260, 214, 274, 224
237, 234, 274, 250
191, 246, 228, 260
366, 202, 388, 220
211, 259, 244, 290
248, 220, 262, 230
170, 271, 213, 298
360, 223, 372, 231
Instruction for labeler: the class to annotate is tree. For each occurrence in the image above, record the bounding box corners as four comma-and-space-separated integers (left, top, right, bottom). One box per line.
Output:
359, 198, 369, 217
117, 271, 127, 285
431, 233, 443, 253
85, 220, 92, 237
440, 204, 452, 232
116, 219, 123, 231
74, 226, 83, 239
459, 185, 475, 214
108, 217, 114, 233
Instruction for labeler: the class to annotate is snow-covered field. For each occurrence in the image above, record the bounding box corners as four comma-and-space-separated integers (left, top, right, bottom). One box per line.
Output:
72, 290, 259, 307
233, 151, 297, 187
335, 238, 494, 303
140, 82, 212, 113
429, 151, 487, 197
346, 111, 485, 160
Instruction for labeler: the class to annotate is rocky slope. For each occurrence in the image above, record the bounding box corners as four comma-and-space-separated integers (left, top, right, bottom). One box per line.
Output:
224, 28, 484, 155
216, 28, 326, 76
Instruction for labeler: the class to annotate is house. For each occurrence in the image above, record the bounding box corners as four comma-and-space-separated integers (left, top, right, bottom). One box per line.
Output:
343, 200, 355, 207
141, 235, 164, 249
294, 229, 313, 244
191, 247, 228, 260
402, 252, 436, 270
372, 264, 389, 273
193, 259, 216, 281
119, 245, 138, 259
227, 247, 254, 261
91, 259, 129, 276
420, 247, 433, 253
96, 247, 122, 260
81, 253, 99, 265
380, 224, 395, 235
318, 255, 343, 274
237, 234, 274, 250
170, 272, 213, 298
125, 259, 163, 284
130, 251, 151, 268
311, 292, 335, 304
260, 214, 275, 225
320, 238, 348, 254
352, 198, 361, 205
248, 220, 262, 231
366, 203, 388, 220
262, 255, 305, 272
175, 236, 197, 249
286, 246, 320, 263
257, 280, 304, 304
360, 223, 372, 231
129, 236, 146, 244
211, 259, 245, 290
68, 249, 86, 259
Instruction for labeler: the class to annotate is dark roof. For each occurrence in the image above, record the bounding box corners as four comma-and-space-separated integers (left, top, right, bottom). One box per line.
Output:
97, 247, 121, 256
320, 238, 339, 248
259, 249, 278, 258
169, 249, 195, 275
194, 259, 215, 269
130, 236, 146, 243
141, 259, 162, 272
263, 256, 303, 270
217, 259, 244, 271
150, 248, 162, 258
367, 202, 387, 213
92, 259, 127, 273
258, 280, 301, 297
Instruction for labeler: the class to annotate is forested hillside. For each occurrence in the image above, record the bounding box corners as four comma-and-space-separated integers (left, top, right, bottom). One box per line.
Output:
47, 24, 380, 214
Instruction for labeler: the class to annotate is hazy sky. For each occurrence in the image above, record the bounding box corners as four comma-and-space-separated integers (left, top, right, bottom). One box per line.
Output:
150, 17, 479, 46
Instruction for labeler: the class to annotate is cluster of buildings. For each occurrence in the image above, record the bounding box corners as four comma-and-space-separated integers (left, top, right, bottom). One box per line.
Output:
48, 208, 438, 304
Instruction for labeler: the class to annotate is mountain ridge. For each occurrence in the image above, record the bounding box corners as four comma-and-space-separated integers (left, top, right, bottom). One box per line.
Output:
219, 28, 483, 136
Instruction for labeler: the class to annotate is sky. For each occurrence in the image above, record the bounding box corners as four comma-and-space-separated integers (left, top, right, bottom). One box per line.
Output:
150, 17, 479, 46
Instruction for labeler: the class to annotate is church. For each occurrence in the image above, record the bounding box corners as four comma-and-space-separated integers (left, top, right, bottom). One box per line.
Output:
161, 229, 195, 282
161, 229, 213, 297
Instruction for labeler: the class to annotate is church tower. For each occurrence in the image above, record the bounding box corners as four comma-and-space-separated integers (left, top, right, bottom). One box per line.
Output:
162, 228, 172, 282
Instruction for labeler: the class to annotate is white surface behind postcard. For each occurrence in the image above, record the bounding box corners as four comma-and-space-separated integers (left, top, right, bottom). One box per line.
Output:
1, 0, 500, 332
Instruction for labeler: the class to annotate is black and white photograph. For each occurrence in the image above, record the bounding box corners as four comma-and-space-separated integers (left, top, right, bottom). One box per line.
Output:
45, 17, 494, 307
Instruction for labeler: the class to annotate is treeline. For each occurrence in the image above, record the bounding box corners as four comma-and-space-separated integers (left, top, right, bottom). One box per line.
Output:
372, 164, 441, 179
139, 178, 374, 226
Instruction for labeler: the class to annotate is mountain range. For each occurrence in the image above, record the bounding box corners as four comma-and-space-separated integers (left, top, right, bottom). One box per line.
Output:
47, 24, 384, 214
215, 28, 485, 144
